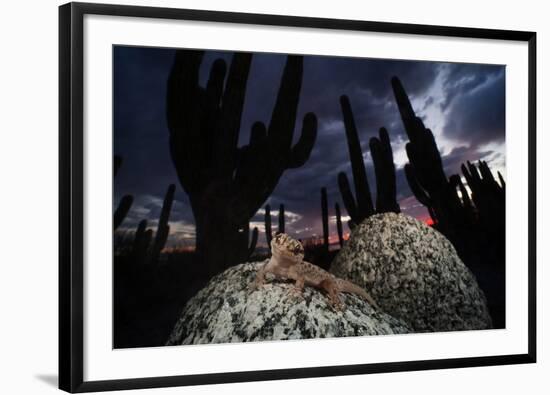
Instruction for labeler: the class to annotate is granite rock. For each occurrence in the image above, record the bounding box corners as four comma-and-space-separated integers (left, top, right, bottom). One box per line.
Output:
331, 213, 492, 332
166, 260, 411, 345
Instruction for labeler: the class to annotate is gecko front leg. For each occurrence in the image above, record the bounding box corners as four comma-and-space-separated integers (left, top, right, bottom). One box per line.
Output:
290, 274, 305, 300
282, 264, 305, 300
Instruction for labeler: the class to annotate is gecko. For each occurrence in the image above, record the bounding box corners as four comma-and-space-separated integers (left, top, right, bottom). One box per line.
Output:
250, 233, 378, 310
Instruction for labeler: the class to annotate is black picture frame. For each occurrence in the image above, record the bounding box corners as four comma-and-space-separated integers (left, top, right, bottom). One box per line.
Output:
59, 2, 537, 392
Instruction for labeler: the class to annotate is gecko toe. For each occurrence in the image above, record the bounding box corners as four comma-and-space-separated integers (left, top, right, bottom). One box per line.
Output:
290, 287, 304, 301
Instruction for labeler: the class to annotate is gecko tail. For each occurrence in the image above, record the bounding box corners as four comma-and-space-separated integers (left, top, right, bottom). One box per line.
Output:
337, 279, 378, 309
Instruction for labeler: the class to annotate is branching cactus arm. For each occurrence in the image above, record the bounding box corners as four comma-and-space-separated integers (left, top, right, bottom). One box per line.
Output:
167, 51, 317, 275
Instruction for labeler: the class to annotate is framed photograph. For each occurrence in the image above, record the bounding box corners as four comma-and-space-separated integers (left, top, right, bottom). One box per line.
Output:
59, 1, 536, 392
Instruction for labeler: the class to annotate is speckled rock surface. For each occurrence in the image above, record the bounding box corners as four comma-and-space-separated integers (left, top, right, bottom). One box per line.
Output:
166, 261, 411, 345
331, 213, 492, 332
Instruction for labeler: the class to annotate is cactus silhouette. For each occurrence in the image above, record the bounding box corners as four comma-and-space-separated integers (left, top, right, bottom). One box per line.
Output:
335, 202, 344, 248
167, 50, 317, 275
113, 155, 133, 230
449, 174, 476, 226
264, 203, 285, 247
149, 184, 176, 264
392, 77, 463, 234
461, 160, 505, 235
114, 196, 133, 230
371, 128, 400, 213
132, 219, 152, 265
321, 187, 329, 251
392, 76, 505, 328
264, 204, 272, 246
278, 204, 285, 234
337, 95, 399, 227
247, 227, 258, 258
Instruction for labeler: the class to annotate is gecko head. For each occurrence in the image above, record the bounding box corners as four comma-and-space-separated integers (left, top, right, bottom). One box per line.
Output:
270, 233, 304, 267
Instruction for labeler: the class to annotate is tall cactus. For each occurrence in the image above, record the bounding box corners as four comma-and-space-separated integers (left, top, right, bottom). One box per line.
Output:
392, 76, 505, 328
264, 203, 285, 247
335, 202, 344, 248
371, 128, 400, 213
338, 95, 374, 223
150, 184, 176, 264
338, 95, 399, 227
278, 204, 285, 234
167, 51, 317, 275
321, 187, 329, 251
393, 77, 505, 252
264, 204, 272, 246
248, 227, 258, 258
113, 155, 133, 230
132, 219, 152, 265
114, 196, 133, 230
392, 77, 462, 233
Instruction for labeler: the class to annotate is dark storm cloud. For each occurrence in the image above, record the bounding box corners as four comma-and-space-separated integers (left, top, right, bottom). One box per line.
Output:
114, 46, 505, 245
254, 54, 443, 231
440, 63, 503, 111
442, 66, 505, 146
114, 47, 179, 201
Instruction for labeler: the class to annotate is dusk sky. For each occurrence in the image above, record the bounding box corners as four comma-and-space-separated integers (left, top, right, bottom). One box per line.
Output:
113, 46, 505, 248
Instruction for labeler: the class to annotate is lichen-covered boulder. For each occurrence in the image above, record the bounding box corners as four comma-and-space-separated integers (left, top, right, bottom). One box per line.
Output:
166, 261, 411, 345
331, 213, 492, 332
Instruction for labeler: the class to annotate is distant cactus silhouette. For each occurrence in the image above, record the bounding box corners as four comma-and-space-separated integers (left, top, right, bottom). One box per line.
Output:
335, 202, 344, 248
264, 203, 285, 247
337, 95, 399, 227
113, 155, 133, 230
149, 184, 176, 264
278, 204, 285, 234
321, 187, 329, 251
449, 174, 476, 226
461, 160, 505, 236
114, 196, 133, 230
247, 227, 258, 258
132, 219, 152, 265
264, 204, 272, 246
167, 51, 317, 275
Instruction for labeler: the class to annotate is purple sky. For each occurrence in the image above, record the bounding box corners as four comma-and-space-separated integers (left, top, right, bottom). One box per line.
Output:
113, 46, 505, 248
